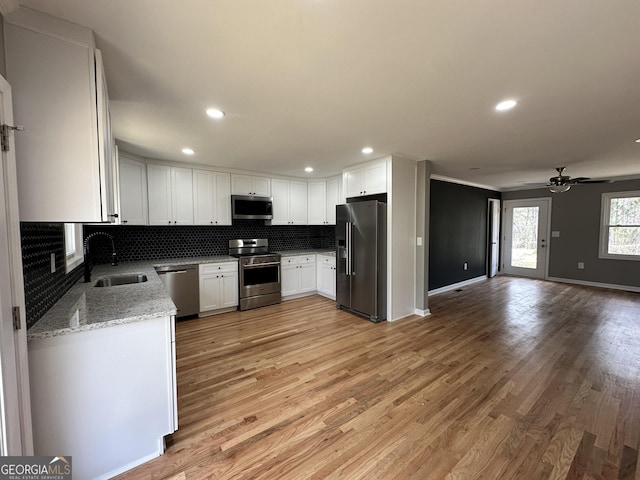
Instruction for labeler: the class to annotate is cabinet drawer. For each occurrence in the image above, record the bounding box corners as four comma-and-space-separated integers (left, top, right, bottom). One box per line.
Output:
200, 262, 238, 275
281, 256, 299, 266
319, 255, 336, 266
298, 255, 316, 265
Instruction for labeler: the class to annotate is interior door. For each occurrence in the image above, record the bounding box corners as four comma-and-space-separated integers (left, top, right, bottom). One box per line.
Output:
488, 199, 500, 278
0, 73, 30, 454
502, 199, 550, 279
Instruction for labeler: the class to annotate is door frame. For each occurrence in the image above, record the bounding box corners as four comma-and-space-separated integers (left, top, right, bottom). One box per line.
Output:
0, 73, 33, 455
501, 198, 552, 280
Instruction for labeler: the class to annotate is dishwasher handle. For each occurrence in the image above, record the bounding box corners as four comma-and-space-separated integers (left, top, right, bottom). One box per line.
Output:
154, 264, 198, 274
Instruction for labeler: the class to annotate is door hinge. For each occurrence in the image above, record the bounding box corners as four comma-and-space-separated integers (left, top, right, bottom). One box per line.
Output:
12, 306, 21, 330
1, 124, 25, 152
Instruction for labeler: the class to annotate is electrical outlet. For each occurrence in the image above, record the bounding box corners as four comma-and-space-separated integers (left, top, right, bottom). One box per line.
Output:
463, 262, 468, 270
50, 253, 56, 273
577, 262, 585, 269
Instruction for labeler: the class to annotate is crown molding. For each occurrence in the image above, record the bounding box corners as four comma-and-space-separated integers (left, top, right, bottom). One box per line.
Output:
430, 174, 500, 192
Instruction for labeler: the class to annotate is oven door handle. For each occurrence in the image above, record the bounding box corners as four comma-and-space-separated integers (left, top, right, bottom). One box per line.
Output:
243, 261, 281, 268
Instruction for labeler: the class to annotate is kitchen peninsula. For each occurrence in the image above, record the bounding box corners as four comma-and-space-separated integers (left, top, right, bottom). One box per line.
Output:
27, 262, 179, 480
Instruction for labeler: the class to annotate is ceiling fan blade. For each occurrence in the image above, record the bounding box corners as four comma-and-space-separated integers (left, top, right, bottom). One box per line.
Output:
572, 179, 614, 184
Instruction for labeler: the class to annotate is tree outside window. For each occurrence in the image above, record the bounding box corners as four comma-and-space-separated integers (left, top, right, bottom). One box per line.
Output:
600, 192, 640, 260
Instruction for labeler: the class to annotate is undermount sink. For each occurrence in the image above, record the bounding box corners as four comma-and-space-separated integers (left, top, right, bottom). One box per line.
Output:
93, 273, 148, 287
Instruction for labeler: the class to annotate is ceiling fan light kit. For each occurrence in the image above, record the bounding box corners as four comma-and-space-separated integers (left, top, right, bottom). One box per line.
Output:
545, 167, 612, 193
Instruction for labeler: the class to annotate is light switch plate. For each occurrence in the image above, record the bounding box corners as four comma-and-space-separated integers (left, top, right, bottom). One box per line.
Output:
416, 237, 423, 246
552, 231, 560, 237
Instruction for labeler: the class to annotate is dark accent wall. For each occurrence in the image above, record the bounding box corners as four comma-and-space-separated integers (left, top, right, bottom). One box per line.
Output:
502, 179, 640, 288
20, 223, 84, 328
83, 224, 335, 263
429, 180, 500, 290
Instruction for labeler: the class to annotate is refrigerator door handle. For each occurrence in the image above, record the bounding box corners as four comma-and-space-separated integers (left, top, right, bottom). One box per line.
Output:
346, 221, 351, 276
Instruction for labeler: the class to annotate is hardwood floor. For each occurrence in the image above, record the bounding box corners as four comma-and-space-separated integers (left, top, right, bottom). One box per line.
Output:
115, 277, 640, 479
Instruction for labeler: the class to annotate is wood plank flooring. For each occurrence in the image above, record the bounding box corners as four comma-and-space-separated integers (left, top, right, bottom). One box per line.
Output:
115, 277, 640, 479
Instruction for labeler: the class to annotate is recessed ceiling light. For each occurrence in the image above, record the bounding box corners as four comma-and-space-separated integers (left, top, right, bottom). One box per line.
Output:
305, 167, 314, 173
206, 108, 225, 119
181, 148, 195, 155
495, 99, 517, 112
362, 147, 373, 154
635, 138, 640, 143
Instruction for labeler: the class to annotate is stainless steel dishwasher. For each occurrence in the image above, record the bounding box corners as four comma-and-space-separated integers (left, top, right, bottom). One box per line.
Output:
155, 264, 199, 317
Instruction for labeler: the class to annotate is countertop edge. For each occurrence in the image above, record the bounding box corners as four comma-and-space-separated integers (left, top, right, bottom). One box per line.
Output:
27, 309, 177, 340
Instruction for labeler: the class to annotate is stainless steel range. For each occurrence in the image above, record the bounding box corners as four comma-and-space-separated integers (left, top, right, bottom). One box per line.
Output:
229, 239, 281, 310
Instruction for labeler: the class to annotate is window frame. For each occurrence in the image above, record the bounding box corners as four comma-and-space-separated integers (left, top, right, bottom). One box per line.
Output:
599, 190, 640, 261
64, 223, 84, 272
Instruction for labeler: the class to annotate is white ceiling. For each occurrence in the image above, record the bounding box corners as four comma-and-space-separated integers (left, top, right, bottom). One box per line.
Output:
11, 0, 640, 189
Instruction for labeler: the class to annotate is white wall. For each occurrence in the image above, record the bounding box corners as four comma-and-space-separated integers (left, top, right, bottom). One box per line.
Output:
387, 156, 417, 321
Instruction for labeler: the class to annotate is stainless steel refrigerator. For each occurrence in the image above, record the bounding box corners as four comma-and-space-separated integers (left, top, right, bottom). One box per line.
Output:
336, 200, 386, 322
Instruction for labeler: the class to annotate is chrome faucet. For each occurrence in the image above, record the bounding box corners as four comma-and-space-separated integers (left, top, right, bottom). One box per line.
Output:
83, 231, 118, 282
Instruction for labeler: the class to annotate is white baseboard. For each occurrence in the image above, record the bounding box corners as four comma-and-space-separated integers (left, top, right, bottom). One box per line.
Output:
428, 275, 487, 296
199, 306, 237, 317
282, 291, 316, 301
95, 450, 161, 480
414, 308, 431, 317
546, 276, 640, 293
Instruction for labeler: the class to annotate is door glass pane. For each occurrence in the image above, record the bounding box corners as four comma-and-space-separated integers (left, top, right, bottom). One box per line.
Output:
511, 207, 539, 269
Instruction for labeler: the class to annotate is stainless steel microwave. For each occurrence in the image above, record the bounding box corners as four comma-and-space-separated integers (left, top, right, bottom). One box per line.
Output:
231, 195, 273, 220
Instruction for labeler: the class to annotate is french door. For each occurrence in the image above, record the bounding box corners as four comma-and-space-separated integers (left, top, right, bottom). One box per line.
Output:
502, 199, 551, 279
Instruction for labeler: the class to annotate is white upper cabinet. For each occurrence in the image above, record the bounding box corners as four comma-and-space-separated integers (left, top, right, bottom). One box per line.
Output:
308, 176, 341, 225
344, 160, 387, 198
231, 174, 271, 196
5, 8, 117, 222
326, 176, 341, 224
307, 182, 327, 225
193, 170, 231, 226
147, 165, 193, 225
119, 155, 148, 225
271, 179, 307, 225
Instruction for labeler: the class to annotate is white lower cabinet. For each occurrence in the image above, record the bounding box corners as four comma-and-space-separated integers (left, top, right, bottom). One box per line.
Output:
317, 255, 337, 299
281, 255, 316, 297
199, 262, 238, 314
28, 316, 177, 480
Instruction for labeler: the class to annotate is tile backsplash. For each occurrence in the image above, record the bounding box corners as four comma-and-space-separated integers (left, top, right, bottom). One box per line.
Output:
20, 223, 83, 329
83, 223, 336, 263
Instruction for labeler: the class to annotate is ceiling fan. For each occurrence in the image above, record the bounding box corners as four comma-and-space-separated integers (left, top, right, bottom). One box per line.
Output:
546, 167, 613, 193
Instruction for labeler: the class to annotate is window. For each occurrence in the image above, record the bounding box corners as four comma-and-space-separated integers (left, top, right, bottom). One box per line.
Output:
64, 223, 84, 272
600, 191, 640, 260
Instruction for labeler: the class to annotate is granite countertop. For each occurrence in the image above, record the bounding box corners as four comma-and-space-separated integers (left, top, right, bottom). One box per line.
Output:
276, 249, 335, 257
152, 255, 238, 267
27, 255, 239, 340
